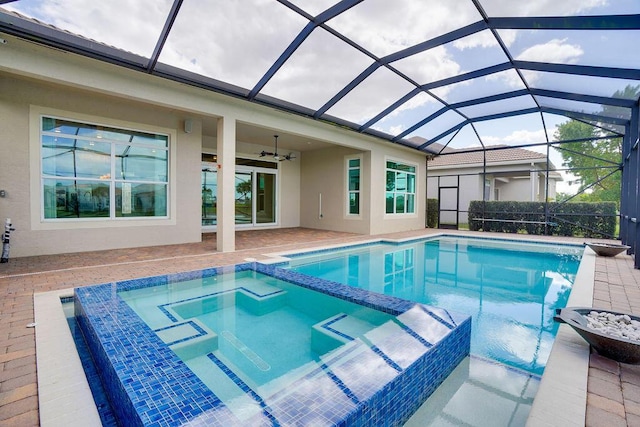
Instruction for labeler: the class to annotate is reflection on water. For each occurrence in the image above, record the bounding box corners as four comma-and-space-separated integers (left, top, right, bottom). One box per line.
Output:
287, 237, 581, 375
405, 356, 539, 427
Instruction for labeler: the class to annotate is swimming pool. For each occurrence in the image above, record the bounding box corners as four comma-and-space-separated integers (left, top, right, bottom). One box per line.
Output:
280, 235, 583, 375
75, 263, 471, 426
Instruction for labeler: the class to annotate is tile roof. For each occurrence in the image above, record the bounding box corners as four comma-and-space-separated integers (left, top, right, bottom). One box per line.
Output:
426, 144, 550, 168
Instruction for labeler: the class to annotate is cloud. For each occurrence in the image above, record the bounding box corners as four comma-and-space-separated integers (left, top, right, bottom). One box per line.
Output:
326, 67, 416, 125
483, 38, 583, 90
1, 0, 605, 139
516, 38, 584, 64
7, 0, 169, 56
259, 27, 374, 111
392, 46, 462, 86
326, 0, 485, 57
158, 1, 307, 90
452, 29, 518, 49
478, 0, 607, 17
482, 129, 548, 146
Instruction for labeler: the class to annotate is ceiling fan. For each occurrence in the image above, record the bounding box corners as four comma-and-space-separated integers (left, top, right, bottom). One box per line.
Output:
259, 135, 296, 161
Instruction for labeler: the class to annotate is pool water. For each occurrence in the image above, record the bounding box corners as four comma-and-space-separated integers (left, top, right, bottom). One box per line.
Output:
75, 264, 471, 426
284, 236, 583, 375
119, 272, 396, 389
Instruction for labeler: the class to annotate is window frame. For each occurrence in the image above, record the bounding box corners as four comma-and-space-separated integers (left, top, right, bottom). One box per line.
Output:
385, 158, 417, 216
30, 106, 177, 230
345, 154, 362, 217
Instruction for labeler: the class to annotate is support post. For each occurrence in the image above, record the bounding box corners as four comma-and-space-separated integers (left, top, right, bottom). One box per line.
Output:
216, 116, 236, 253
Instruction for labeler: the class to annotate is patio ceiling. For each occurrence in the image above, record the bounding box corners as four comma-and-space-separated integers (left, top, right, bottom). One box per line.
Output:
1, 0, 639, 154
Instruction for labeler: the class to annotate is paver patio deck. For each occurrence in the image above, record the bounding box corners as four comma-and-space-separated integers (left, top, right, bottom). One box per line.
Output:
0, 228, 637, 426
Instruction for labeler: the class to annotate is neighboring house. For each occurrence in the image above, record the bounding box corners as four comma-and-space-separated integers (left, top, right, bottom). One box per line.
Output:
422, 139, 562, 226
0, 33, 426, 257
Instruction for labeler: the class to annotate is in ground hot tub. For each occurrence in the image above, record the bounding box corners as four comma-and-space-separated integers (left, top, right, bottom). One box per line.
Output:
75, 263, 471, 426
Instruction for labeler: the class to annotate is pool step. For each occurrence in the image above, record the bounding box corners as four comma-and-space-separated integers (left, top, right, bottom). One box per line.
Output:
169, 283, 287, 319
311, 313, 376, 355
155, 319, 219, 360
237, 287, 287, 316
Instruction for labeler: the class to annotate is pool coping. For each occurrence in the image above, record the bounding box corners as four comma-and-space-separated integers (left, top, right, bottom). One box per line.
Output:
526, 248, 594, 426
33, 289, 102, 427
33, 233, 592, 426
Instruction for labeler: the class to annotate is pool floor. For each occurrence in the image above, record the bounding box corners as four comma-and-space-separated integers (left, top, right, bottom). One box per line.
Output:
406, 356, 539, 427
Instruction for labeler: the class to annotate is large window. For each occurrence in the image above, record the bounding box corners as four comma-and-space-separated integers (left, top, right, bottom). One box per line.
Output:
386, 160, 416, 214
41, 117, 169, 219
346, 157, 361, 215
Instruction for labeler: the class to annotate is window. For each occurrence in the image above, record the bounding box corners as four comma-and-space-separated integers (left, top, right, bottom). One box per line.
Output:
484, 178, 491, 201
346, 157, 361, 215
385, 161, 416, 214
41, 117, 169, 219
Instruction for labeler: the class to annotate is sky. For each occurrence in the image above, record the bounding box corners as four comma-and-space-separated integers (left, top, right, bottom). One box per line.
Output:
4, 0, 639, 194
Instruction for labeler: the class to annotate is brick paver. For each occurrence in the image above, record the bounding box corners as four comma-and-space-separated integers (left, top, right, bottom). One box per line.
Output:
0, 228, 638, 426
589, 255, 640, 426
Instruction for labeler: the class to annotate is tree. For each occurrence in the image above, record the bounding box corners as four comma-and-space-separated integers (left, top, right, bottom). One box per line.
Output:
552, 85, 639, 205
236, 181, 252, 204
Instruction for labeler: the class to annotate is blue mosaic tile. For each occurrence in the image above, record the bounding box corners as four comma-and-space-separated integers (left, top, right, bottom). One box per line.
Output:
75, 263, 471, 426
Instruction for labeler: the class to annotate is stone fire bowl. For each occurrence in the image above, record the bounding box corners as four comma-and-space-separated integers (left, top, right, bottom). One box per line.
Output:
554, 307, 640, 364
584, 242, 630, 257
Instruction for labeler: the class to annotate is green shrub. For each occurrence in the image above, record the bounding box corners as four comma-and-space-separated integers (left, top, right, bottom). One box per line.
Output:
426, 198, 438, 228
468, 200, 616, 238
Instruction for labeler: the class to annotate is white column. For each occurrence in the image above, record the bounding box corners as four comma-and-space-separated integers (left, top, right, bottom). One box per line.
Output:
530, 169, 538, 201
217, 116, 236, 252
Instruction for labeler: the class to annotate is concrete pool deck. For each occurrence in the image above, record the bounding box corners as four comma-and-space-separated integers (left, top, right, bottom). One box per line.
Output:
0, 228, 638, 426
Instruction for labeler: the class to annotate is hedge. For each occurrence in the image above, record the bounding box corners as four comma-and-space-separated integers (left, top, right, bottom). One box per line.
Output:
468, 200, 616, 238
426, 198, 438, 228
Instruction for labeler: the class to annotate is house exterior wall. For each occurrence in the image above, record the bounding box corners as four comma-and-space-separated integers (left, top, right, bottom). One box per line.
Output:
300, 146, 370, 234
458, 175, 482, 224
0, 75, 202, 257
427, 162, 560, 226
0, 34, 426, 257
300, 145, 426, 235
426, 174, 481, 225
497, 178, 533, 202
369, 149, 425, 235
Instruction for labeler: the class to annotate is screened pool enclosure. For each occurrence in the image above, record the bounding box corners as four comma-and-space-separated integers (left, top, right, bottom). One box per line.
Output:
1, 0, 640, 264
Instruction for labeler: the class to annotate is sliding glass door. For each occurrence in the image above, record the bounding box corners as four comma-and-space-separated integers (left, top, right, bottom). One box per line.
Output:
201, 164, 217, 226
201, 159, 277, 229
256, 172, 276, 224
234, 171, 253, 224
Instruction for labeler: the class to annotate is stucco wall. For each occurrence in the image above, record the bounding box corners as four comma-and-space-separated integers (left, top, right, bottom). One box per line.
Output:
300, 146, 370, 234
300, 146, 425, 235
0, 75, 202, 257
369, 149, 426, 235
498, 178, 533, 201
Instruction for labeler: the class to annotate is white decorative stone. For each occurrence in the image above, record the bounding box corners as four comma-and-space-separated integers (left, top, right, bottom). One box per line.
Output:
584, 311, 640, 343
